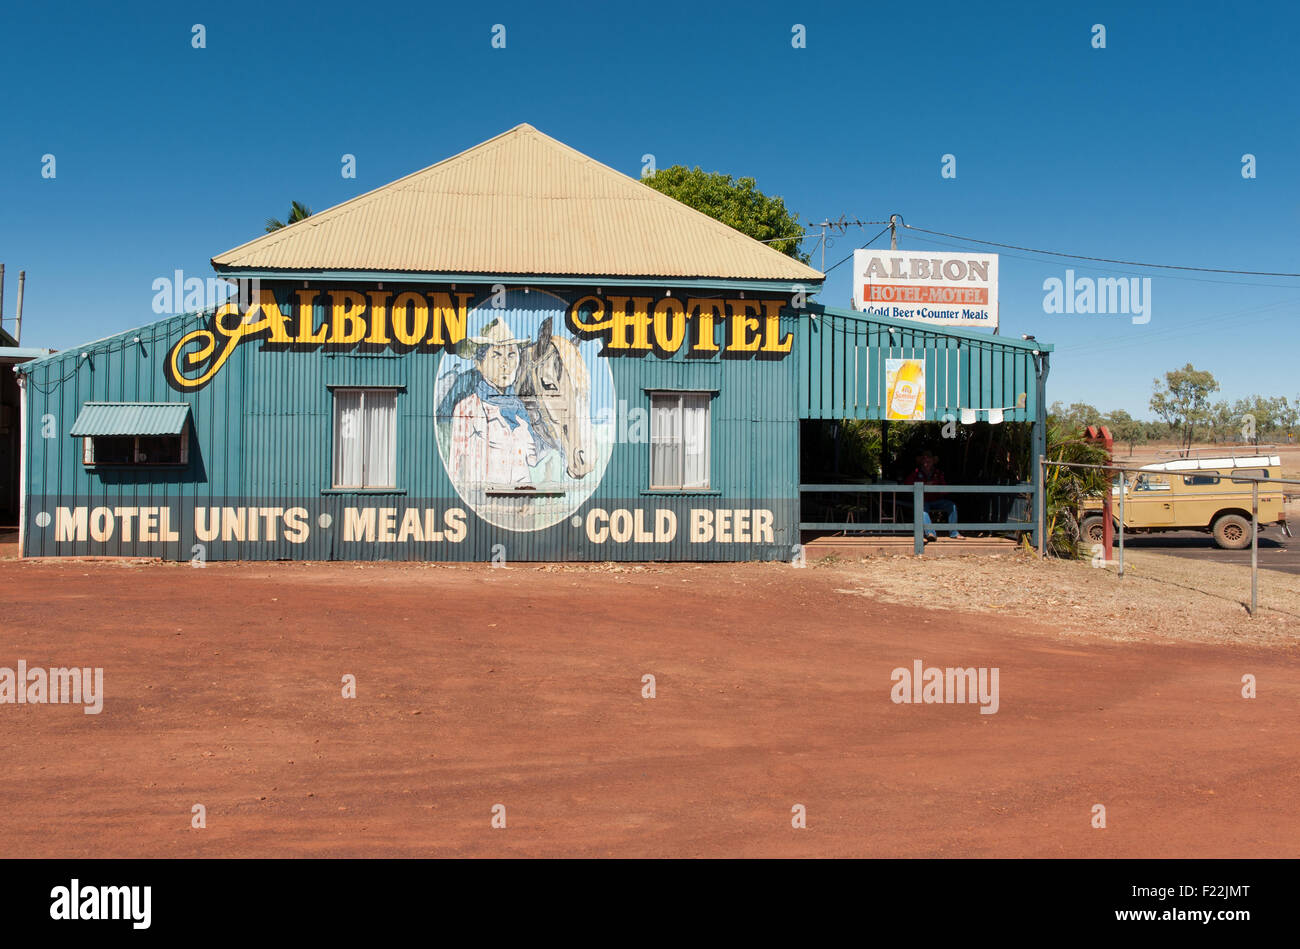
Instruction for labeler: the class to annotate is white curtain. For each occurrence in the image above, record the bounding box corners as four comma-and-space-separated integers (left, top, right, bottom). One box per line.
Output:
334, 390, 396, 488
364, 391, 397, 488
650, 394, 681, 488
333, 390, 364, 487
682, 394, 710, 489
650, 393, 709, 489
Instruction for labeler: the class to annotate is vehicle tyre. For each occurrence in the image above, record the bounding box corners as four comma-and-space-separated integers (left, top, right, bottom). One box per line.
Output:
1212, 513, 1252, 550
1081, 515, 1119, 546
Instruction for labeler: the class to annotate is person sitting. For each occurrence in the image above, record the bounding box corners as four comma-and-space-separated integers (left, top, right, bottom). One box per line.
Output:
903, 450, 963, 541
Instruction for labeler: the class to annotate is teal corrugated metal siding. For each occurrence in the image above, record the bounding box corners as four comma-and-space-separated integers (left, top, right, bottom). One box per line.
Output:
20, 291, 1044, 562
798, 306, 1042, 423
20, 286, 802, 562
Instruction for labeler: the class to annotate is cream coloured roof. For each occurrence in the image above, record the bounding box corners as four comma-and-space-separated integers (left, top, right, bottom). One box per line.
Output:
212, 124, 823, 283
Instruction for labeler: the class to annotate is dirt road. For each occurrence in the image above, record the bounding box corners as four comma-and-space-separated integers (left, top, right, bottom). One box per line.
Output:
1, 558, 1296, 857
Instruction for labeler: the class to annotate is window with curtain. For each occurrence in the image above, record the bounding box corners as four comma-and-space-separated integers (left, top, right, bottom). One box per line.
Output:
649, 392, 711, 490
332, 388, 398, 489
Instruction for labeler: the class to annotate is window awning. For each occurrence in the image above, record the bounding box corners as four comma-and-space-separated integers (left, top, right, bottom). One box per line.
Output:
69, 402, 191, 437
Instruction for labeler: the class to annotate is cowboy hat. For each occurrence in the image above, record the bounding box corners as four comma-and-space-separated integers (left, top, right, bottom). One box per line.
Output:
455, 316, 528, 358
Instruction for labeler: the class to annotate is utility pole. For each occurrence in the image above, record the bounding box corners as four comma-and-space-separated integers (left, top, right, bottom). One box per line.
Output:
889, 214, 898, 251
0, 264, 5, 331
15, 270, 25, 345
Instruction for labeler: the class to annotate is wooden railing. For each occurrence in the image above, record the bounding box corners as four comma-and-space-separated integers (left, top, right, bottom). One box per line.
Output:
799, 482, 1036, 554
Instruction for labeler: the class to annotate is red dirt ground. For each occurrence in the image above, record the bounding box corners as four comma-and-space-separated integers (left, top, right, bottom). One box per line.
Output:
1, 558, 1296, 857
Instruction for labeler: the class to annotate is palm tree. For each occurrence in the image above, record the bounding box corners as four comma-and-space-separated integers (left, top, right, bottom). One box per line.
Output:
265, 200, 314, 233
1035, 418, 1112, 557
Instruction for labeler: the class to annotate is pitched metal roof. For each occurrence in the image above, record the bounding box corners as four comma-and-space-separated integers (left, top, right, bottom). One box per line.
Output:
211, 124, 823, 283
69, 402, 192, 437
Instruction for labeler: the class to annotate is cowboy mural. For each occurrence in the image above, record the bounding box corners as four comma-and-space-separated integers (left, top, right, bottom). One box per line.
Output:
442, 317, 543, 488
434, 291, 616, 533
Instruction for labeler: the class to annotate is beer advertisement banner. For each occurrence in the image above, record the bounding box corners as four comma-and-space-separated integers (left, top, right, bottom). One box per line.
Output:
885, 358, 926, 420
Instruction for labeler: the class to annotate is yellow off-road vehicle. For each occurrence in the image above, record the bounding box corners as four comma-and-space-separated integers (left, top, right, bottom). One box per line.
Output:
1081, 453, 1290, 550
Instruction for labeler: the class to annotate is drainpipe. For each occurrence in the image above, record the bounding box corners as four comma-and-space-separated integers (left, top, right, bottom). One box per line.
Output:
17, 371, 27, 558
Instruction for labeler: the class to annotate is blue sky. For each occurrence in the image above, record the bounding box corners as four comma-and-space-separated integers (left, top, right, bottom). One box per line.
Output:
2, 0, 1296, 416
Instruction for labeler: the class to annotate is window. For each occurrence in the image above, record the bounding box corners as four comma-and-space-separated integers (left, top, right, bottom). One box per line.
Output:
83, 432, 187, 466
1231, 468, 1270, 483
1183, 473, 1220, 486
332, 388, 398, 489
72, 402, 191, 467
650, 391, 711, 489
1133, 474, 1170, 492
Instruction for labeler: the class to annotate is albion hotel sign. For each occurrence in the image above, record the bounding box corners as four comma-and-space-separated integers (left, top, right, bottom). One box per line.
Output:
852, 250, 999, 329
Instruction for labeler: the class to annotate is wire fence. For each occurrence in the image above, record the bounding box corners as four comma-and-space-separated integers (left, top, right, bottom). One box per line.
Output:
1037, 457, 1298, 616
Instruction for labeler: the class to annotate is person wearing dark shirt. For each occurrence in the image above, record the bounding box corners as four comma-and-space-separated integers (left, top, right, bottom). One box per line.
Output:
903, 450, 963, 541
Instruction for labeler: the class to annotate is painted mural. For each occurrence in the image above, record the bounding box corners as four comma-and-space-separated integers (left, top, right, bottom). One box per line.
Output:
433, 290, 615, 532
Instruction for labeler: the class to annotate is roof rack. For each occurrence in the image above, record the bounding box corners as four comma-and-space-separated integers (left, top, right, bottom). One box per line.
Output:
1141, 452, 1281, 472
1154, 444, 1280, 458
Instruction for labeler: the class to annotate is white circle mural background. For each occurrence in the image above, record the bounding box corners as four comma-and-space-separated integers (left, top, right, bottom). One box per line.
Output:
434, 288, 615, 532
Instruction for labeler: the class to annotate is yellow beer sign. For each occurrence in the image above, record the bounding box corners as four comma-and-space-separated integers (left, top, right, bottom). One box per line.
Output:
885, 358, 926, 420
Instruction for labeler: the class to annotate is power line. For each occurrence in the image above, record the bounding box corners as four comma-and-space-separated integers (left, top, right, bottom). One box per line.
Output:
902, 232, 1300, 290
1056, 299, 1298, 358
901, 223, 1300, 278
822, 224, 893, 275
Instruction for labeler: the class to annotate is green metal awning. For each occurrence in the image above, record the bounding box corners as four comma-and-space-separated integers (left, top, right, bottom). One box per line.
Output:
69, 402, 191, 437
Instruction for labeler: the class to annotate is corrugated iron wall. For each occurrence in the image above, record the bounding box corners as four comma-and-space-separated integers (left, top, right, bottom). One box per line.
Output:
20, 285, 802, 562
797, 307, 1040, 423
20, 293, 1047, 562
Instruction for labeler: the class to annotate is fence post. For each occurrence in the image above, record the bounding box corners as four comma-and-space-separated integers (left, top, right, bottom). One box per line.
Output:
1036, 455, 1045, 558
1118, 469, 1125, 578
1250, 480, 1258, 616
913, 481, 925, 555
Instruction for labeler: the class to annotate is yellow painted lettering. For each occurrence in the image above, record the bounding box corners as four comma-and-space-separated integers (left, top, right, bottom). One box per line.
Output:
328, 290, 368, 344
295, 289, 327, 343
760, 300, 794, 353
727, 300, 763, 352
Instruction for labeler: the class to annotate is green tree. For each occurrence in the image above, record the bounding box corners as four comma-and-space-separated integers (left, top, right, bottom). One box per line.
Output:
1207, 401, 1236, 443
265, 200, 314, 233
1038, 416, 1113, 558
1103, 409, 1146, 456
1231, 394, 1286, 444
1149, 364, 1219, 454
641, 166, 808, 262
1047, 401, 1102, 435
1277, 396, 1298, 441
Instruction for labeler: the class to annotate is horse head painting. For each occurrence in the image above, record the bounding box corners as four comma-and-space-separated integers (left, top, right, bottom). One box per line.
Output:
517, 317, 595, 480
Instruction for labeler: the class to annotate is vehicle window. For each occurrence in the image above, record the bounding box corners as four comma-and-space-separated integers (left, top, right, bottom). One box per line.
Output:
1231, 468, 1269, 483
1183, 473, 1220, 486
